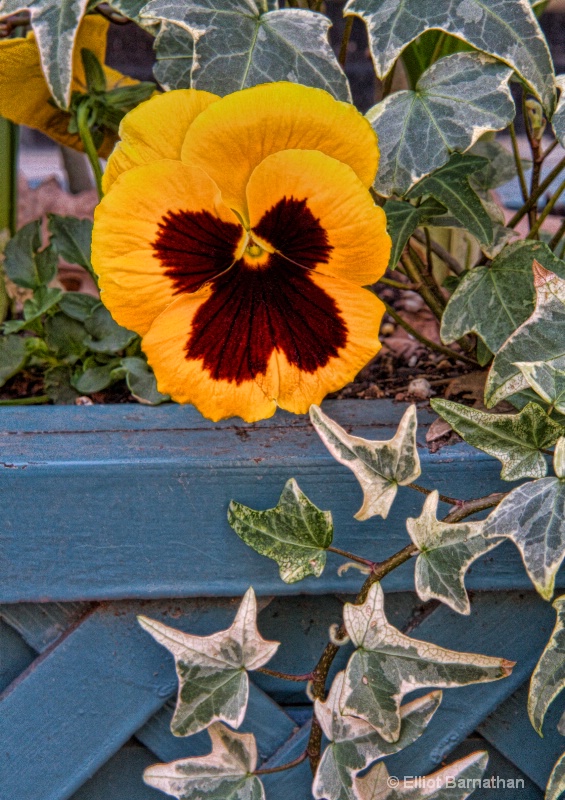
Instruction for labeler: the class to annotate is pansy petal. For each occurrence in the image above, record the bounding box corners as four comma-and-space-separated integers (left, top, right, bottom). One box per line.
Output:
247, 149, 391, 287
92, 160, 244, 336
142, 256, 383, 422
103, 89, 220, 192
181, 82, 379, 217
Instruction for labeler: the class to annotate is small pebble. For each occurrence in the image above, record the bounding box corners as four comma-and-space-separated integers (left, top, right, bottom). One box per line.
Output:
407, 378, 433, 400
381, 322, 395, 336
408, 354, 419, 368
75, 396, 94, 406
400, 292, 424, 312
437, 359, 452, 371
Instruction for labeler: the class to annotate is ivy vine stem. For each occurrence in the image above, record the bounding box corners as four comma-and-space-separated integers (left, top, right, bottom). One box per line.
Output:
509, 121, 529, 203
327, 545, 375, 567
527, 174, 565, 240
507, 155, 565, 230
76, 103, 103, 200
255, 750, 308, 775
411, 230, 464, 276
257, 666, 314, 682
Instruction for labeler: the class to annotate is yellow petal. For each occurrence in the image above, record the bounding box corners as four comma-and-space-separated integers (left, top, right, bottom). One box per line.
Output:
141, 256, 383, 422
92, 159, 244, 336
181, 81, 379, 218
103, 89, 220, 192
247, 149, 391, 287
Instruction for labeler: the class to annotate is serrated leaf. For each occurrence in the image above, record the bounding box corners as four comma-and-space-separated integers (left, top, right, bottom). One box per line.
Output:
431, 399, 562, 481
4, 220, 58, 289
120, 356, 169, 405
383, 198, 446, 269
440, 241, 565, 354
345, 0, 555, 114
486, 262, 565, 407
141, 0, 350, 100
47, 215, 95, 280
407, 491, 503, 615
153, 22, 194, 89
0, 0, 90, 108
143, 722, 264, 800
0, 335, 28, 387
528, 595, 565, 734
547, 749, 565, 800
228, 479, 333, 583
515, 360, 565, 415
309, 404, 420, 521
484, 479, 565, 601
367, 52, 514, 197
313, 674, 441, 800
353, 753, 488, 800
340, 583, 513, 742
83, 303, 137, 353
138, 587, 279, 737
407, 154, 494, 245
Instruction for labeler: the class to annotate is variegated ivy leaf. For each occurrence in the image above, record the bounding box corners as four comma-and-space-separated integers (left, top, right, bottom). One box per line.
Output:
547, 750, 565, 800
556, 438, 565, 480
431, 399, 562, 481
486, 262, 565, 407
0, 0, 90, 108
144, 722, 264, 800
441, 241, 565, 355
515, 360, 565, 415
468, 139, 528, 193
309, 404, 420, 521
313, 673, 441, 800
228, 479, 333, 584
353, 753, 488, 800
138, 587, 279, 737
340, 583, 513, 742
344, 0, 555, 114
528, 594, 565, 735
383, 198, 446, 270
367, 53, 514, 198
551, 75, 565, 148
140, 0, 350, 100
483, 468, 565, 601
153, 22, 194, 90
407, 491, 503, 615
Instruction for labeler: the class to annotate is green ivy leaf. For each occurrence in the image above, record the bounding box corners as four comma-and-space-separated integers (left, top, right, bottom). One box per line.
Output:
547, 749, 565, 800
468, 139, 530, 192
440, 241, 565, 354
153, 22, 194, 89
515, 360, 565, 415
551, 75, 565, 148
383, 198, 446, 270
120, 356, 169, 405
340, 583, 513, 742
486, 262, 565, 407
138, 587, 279, 737
309, 404, 420, 520
528, 594, 565, 734
143, 723, 265, 800
4, 220, 58, 289
432, 399, 562, 481
47, 215, 95, 279
353, 753, 488, 800
228, 478, 333, 584
367, 53, 514, 197
407, 154, 494, 245
313, 675, 441, 800
83, 304, 137, 353
0, 335, 28, 388
141, 0, 350, 100
407, 491, 503, 615
345, 0, 555, 114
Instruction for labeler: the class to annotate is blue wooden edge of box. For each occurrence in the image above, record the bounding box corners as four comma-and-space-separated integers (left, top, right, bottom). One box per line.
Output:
0, 399, 557, 603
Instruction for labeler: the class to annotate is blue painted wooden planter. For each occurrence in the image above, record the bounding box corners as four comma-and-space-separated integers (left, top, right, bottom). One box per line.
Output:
0, 400, 561, 799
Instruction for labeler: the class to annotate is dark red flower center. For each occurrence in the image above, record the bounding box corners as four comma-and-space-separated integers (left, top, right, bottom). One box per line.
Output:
152, 197, 348, 384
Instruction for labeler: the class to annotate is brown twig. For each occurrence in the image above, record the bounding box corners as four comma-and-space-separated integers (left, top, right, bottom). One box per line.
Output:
255, 751, 308, 775
257, 667, 313, 682
338, 16, 354, 68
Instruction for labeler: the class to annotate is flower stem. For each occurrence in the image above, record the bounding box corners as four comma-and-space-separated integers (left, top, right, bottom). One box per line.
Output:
327, 545, 375, 568
507, 155, 565, 229
76, 103, 103, 200
338, 16, 354, 68
411, 230, 464, 276
549, 217, 565, 251
0, 395, 50, 405
255, 751, 308, 775
509, 121, 529, 204
401, 251, 445, 321
526, 174, 565, 240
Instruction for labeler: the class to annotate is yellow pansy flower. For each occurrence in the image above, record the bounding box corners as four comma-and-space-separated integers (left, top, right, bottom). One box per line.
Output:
92, 83, 392, 422
0, 14, 137, 156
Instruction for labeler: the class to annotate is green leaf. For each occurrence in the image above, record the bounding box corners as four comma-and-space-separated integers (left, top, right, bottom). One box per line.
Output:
340, 583, 513, 742
72, 363, 118, 394
141, 0, 350, 100
313, 676, 441, 800
486, 262, 565, 407
309, 404, 420, 520
407, 491, 503, 615
153, 22, 194, 89
47, 215, 95, 279
440, 241, 565, 354
555, 438, 565, 480
44, 364, 79, 404
228, 478, 333, 584
407, 154, 494, 245
551, 75, 565, 148
83, 304, 137, 353
345, 0, 556, 114
4, 220, 58, 289
43, 312, 88, 361
143, 723, 265, 800
546, 749, 565, 800
431, 399, 562, 481
58, 292, 99, 322
120, 356, 169, 405
353, 753, 488, 800
383, 198, 446, 269
138, 587, 278, 737
528, 594, 565, 734
3, 286, 63, 334
468, 139, 530, 192
0, 0, 90, 108
367, 52, 514, 197
484, 478, 565, 600
515, 360, 565, 415
0, 335, 28, 387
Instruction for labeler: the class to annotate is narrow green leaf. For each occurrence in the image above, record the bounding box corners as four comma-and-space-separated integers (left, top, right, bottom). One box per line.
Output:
228, 479, 333, 584
4, 220, 58, 289
138, 588, 279, 737
528, 595, 565, 734
309, 404, 420, 520
367, 52, 514, 197
0, 335, 27, 388
407, 491, 503, 615
345, 0, 556, 114
47, 215, 94, 279
143, 723, 265, 800
340, 583, 513, 742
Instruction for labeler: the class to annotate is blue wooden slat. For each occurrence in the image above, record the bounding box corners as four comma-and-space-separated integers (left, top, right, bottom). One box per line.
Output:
0, 602, 91, 651
260, 722, 313, 800
0, 619, 35, 692
0, 400, 547, 603
71, 742, 162, 800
